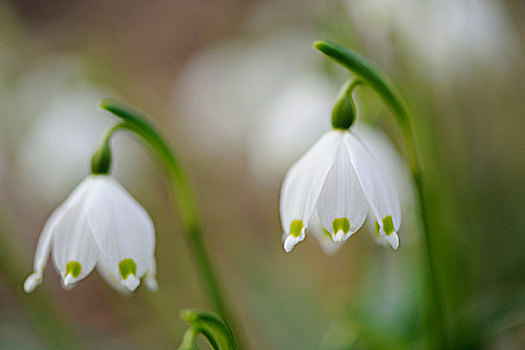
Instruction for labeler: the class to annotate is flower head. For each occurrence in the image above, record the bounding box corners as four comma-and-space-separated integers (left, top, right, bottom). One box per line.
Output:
279, 129, 400, 252
24, 175, 157, 293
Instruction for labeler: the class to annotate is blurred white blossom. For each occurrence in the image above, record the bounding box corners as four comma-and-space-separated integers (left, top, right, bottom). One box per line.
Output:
17, 86, 111, 204
172, 29, 322, 157
10, 58, 149, 205
248, 73, 336, 185
346, 0, 519, 82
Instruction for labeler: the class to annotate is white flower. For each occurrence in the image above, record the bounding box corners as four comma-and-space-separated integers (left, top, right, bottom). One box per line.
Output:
280, 129, 400, 253
23, 175, 157, 293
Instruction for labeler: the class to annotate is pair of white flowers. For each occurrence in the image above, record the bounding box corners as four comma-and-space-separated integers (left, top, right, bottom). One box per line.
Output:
280, 128, 401, 253
24, 120, 401, 293
24, 175, 158, 293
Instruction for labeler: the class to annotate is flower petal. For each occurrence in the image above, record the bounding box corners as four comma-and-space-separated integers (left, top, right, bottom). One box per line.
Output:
96, 257, 132, 295
143, 257, 159, 292
309, 211, 344, 255
279, 131, 340, 251
344, 132, 401, 247
85, 176, 155, 283
24, 177, 93, 292
51, 203, 99, 287
316, 139, 367, 241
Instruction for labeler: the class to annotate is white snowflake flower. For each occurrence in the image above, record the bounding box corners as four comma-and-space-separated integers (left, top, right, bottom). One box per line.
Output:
23, 175, 157, 293
280, 129, 400, 252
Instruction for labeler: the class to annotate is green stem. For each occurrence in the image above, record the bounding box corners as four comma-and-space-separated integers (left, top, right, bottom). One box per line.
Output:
314, 40, 445, 348
98, 99, 241, 347
178, 328, 199, 350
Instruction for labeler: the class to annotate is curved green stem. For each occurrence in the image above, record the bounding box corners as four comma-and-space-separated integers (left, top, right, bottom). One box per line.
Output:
98, 99, 241, 346
178, 328, 199, 350
180, 309, 236, 350
314, 40, 445, 348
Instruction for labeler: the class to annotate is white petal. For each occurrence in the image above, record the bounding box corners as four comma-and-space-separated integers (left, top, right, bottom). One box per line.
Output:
366, 217, 389, 247
316, 139, 367, 241
353, 123, 414, 211
96, 257, 132, 295
122, 275, 140, 291
386, 232, 399, 250
279, 131, 340, 251
51, 199, 99, 287
366, 214, 400, 249
24, 177, 93, 292
379, 227, 399, 250
144, 257, 159, 292
23, 273, 42, 293
283, 232, 305, 253
85, 176, 155, 280
309, 212, 344, 255
344, 133, 401, 238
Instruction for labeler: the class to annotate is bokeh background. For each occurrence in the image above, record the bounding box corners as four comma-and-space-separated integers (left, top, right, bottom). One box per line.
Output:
0, 0, 524, 349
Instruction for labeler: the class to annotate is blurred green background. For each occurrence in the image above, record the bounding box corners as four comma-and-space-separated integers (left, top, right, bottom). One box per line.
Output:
0, 0, 524, 349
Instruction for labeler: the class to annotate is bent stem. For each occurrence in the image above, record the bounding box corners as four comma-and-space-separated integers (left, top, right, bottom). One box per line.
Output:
98, 99, 241, 347
314, 40, 446, 348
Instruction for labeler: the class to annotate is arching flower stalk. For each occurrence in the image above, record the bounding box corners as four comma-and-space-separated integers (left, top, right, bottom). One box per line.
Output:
280, 79, 400, 252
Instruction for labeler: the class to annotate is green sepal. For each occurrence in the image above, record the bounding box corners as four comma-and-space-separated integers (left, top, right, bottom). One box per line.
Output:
179, 309, 236, 350
332, 79, 361, 130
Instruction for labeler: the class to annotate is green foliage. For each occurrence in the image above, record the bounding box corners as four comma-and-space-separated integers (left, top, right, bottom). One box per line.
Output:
178, 309, 236, 350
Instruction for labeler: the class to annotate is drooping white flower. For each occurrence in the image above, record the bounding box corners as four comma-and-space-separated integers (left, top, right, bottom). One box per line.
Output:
310, 123, 415, 255
23, 175, 157, 293
280, 129, 400, 253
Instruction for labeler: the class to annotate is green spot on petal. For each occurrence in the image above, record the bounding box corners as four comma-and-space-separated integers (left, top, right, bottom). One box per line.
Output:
375, 221, 380, 236
66, 261, 82, 278
382, 215, 395, 236
119, 259, 137, 279
322, 227, 332, 240
290, 220, 304, 238
332, 217, 350, 234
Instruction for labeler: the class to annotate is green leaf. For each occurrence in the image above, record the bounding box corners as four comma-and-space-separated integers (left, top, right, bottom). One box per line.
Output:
179, 309, 236, 350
